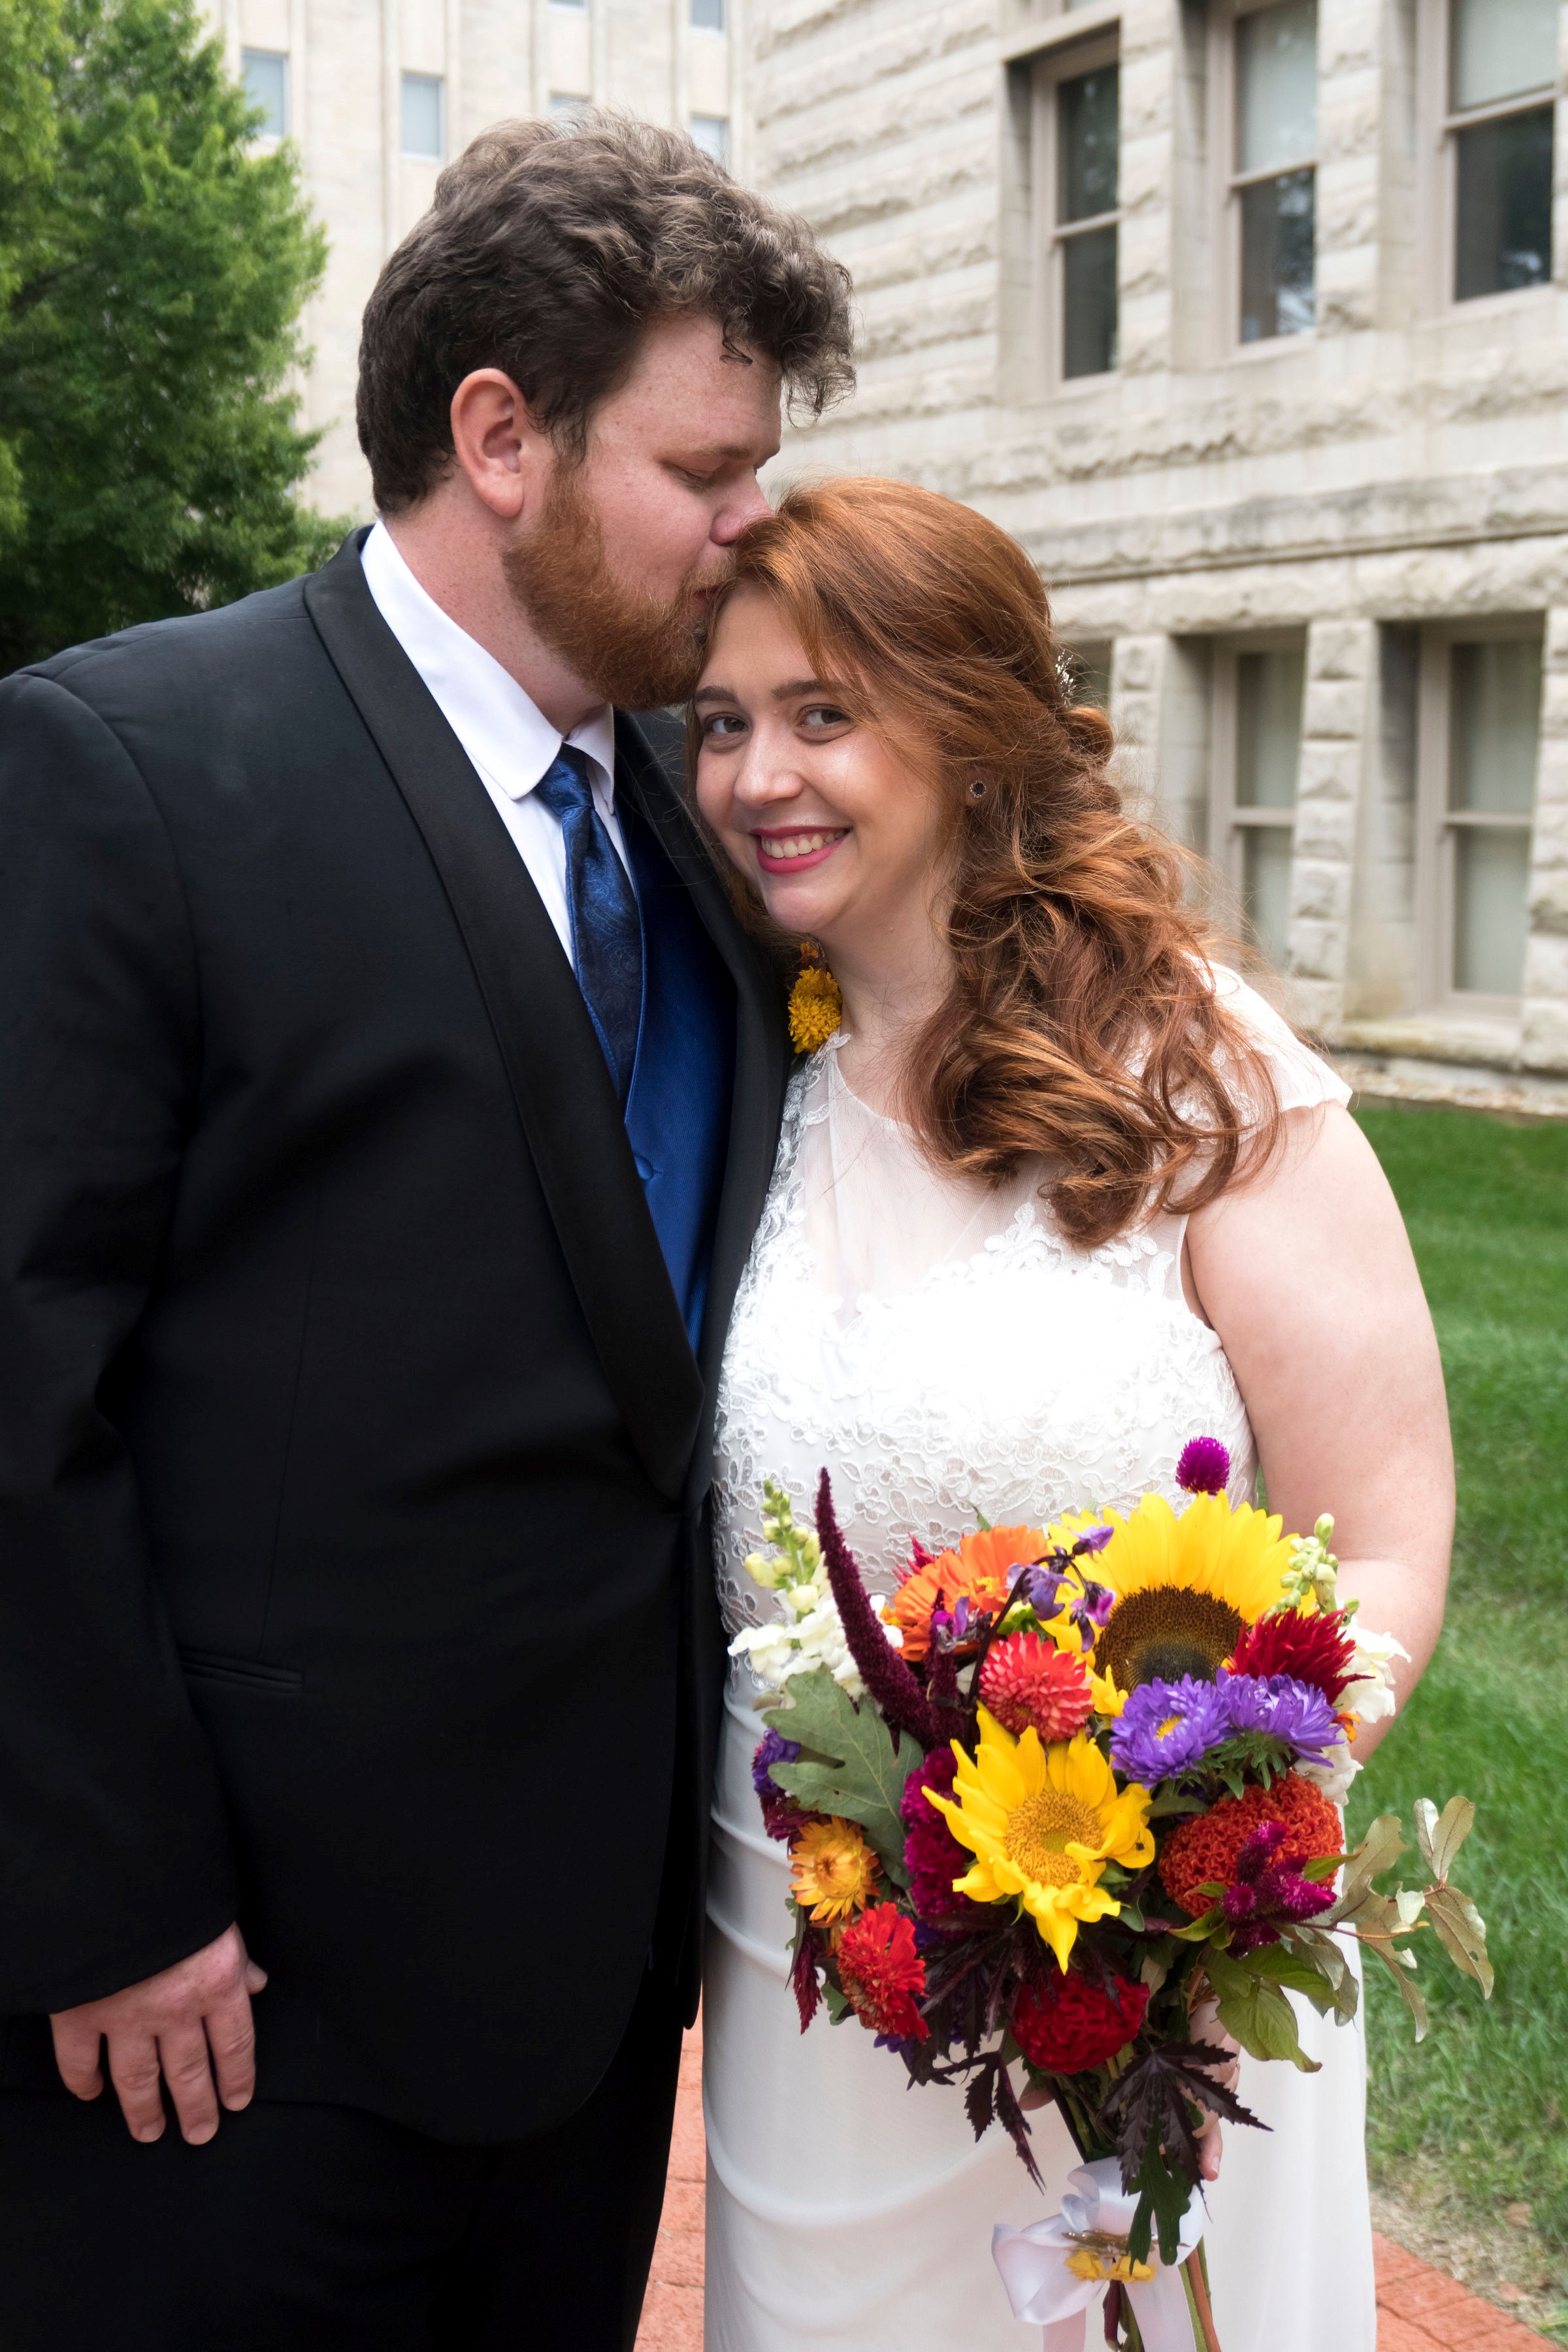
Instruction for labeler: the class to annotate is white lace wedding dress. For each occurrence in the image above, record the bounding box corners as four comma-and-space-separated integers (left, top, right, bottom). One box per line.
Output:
704, 973, 1377, 2352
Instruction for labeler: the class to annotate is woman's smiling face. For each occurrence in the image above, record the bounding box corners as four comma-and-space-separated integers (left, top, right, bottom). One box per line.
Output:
693, 587, 947, 960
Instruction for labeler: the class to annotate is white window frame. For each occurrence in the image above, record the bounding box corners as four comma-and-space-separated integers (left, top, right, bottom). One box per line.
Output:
1416, 0, 1560, 318
242, 48, 289, 142
1416, 615, 1543, 1017
1208, 0, 1318, 359
400, 71, 444, 161
1209, 629, 1305, 967
1030, 30, 1122, 391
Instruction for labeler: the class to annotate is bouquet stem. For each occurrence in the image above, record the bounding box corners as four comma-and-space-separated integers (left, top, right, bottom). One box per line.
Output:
1181, 2245, 1223, 2352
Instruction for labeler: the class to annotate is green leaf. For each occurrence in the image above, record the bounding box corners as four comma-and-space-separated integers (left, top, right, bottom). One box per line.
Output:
1365, 1934, 1429, 2040
1207, 1949, 1322, 2072
1243, 1944, 1342, 2011
1287, 1927, 1361, 2024
1424, 1882, 1494, 1999
1413, 1795, 1477, 1886
1127, 2148, 1196, 2269
766, 1667, 919, 1882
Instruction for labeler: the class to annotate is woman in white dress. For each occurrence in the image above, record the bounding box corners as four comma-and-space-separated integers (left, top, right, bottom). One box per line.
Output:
689, 478, 1452, 2352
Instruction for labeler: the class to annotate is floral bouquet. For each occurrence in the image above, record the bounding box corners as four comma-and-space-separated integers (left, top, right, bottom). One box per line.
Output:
732, 1442, 1492, 2351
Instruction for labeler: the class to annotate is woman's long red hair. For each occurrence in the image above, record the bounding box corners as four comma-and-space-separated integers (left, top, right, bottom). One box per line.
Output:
704, 477, 1282, 1250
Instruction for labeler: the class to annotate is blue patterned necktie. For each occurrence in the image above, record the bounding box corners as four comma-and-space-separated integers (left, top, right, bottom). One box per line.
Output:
534, 744, 644, 1105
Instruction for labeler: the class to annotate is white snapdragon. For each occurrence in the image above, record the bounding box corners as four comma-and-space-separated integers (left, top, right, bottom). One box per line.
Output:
728, 1480, 869, 1701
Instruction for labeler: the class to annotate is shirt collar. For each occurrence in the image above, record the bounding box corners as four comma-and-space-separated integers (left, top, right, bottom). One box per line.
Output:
361, 520, 619, 814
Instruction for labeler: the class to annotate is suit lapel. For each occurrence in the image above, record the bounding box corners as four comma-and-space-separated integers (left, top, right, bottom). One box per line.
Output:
614, 717, 789, 1445
303, 534, 702, 1501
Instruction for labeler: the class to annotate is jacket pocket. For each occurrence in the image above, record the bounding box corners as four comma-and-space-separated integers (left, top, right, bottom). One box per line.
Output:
177, 1646, 304, 1694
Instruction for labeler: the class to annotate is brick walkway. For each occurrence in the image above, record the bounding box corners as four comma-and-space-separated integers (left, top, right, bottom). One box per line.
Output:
636, 2024, 1555, 2351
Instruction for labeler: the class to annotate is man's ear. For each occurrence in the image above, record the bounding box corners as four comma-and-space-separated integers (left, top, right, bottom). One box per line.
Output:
448, 369, 554, 523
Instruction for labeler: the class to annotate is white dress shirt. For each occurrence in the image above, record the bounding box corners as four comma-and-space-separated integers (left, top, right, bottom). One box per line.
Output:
360, 519, 627, 962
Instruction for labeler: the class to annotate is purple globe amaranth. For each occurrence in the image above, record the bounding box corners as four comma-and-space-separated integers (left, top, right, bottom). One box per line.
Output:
1176, 1435, 1232, 1496
1109, 1675, 1230, 1784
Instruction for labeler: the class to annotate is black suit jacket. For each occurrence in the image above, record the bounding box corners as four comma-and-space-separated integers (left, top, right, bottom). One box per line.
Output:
0, 534, 786, 2140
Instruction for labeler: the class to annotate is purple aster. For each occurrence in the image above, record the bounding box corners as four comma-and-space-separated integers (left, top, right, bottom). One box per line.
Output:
1109, 1676, 1229, 1784
752, 1729, 801, 1800
1176, 1436, 1232, 1495
1215, 1673, 1341, 1761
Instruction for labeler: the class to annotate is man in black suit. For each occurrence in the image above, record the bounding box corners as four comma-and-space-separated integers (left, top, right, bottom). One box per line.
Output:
0, 113, 851, 2347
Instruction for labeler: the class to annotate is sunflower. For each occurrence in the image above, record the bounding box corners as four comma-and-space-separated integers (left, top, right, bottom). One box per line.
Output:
789, 1818, 881, 1925
883, 1524, 1046, 1663
924, 1712, 1154, 1969
1045, 1491, 1295, 1708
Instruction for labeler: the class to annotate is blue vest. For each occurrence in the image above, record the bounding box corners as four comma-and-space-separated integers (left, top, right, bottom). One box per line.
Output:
618, 799, 735, 1354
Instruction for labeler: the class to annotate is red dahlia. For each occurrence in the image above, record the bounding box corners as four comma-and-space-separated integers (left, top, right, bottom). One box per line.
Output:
1159, 1773, 1343, 1918
979, 1633, 1094, 1743
900, 1748, 983, 1921
1228, 1607, 1357, 1705
837, 1904, 930, 2042
1011, 1970, 1149, 2074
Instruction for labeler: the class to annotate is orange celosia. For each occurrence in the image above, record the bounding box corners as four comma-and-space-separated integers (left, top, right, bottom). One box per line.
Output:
884, 1525, 1047, 1663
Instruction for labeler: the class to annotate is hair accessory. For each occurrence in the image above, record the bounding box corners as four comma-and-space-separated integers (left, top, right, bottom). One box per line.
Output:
787, 942, 843, 1055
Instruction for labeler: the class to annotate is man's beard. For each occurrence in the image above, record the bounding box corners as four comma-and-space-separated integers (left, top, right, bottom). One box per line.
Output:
502, 461, 728, 711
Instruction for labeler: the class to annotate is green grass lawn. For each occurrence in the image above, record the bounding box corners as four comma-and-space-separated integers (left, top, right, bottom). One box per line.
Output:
1347, 1104, 1568, 2328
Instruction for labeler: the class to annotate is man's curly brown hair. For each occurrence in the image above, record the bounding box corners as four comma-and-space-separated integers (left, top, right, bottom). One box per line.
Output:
357, 110, 855, 513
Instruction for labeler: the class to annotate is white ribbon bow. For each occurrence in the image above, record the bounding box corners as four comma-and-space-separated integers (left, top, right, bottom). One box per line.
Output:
992, 2157, 1205, 2351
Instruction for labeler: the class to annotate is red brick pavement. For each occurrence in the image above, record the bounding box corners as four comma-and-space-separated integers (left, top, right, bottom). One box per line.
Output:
636, 2023, 1556, 2351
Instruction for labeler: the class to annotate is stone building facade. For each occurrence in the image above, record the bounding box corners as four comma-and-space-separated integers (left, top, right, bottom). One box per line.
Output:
751, 0, 1568, 1110
206, 0, 741, 517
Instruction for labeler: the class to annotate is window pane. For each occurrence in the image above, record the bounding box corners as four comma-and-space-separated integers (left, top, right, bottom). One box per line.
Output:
549, 92, 586, 118
1453, 827, 1532, 994
1236, 648, 1304, 806
401, 73, 442, 159
1452, 0, 1558, 113
691, 114, 729, 163
1237, 0, 1317, 174
1239, 167, 1316, 340
1244, 826, 1296, 966
242, 49, 286, 137
1059, 67, 1119, 223
1455, 108, 1553, 299
1450, 639, 1541, 814
691, 0, 725, 24
1062, 225, 1118, 376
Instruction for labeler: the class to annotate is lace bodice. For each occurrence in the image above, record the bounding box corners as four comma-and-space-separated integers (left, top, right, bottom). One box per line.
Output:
711, 970, 1350, 1639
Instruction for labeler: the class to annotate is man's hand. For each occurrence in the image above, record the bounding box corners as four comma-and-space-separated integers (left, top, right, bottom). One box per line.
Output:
50, 1923, 267, 2146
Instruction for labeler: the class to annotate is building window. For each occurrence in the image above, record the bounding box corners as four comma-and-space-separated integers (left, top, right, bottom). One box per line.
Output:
691, 0, 725, 27
549, 0, 587, 10
1034, 39, 1120, 384
1420, 627, 1541, 1005
690, 114, 730, 163
1212, 638, 1304, 968
549, 92, 588, 118
400, 73, 443, 160
1448, 0, 1556, 301
1230, 0, 1316, 343
242, 48, 287, 139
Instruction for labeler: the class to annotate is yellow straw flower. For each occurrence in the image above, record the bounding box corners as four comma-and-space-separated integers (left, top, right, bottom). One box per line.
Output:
925, 1712, 1154, 1970
789, 1817, 880, 1924
787, 960, 843, 1054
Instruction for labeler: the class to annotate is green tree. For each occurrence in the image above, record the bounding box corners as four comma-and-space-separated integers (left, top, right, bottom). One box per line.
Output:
0, 0, 347, 670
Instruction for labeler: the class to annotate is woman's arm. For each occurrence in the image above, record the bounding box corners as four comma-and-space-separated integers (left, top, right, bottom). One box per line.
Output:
1184, 1102, 1454, 1759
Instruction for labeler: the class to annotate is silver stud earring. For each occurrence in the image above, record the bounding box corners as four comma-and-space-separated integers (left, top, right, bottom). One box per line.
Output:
968, 777, 988, 802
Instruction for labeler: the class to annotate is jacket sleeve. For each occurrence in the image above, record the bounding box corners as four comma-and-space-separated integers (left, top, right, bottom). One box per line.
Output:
0, 670, 237, 2012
